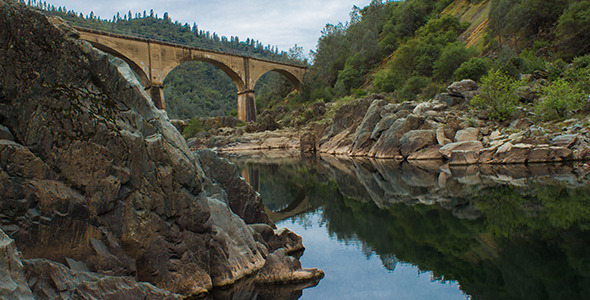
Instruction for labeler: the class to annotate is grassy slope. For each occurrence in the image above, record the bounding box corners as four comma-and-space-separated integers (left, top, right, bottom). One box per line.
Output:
442, 0, 491, 51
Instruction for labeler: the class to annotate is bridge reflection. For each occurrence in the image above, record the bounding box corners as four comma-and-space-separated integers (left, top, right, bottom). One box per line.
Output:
241, 167, 313, 222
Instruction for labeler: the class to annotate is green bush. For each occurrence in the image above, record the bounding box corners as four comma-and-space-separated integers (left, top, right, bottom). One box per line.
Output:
454, 57, 491, 81
182, 117, 204, 139
372, 68, 398, 93
433, 43, 476, 81
535, 79, 587, 121
493, 47, 525, 79
399, 76, 431, 101
471, 69, 524, 121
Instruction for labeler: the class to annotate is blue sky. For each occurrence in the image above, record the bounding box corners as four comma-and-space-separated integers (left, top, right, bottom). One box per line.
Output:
42, 0, 373, 55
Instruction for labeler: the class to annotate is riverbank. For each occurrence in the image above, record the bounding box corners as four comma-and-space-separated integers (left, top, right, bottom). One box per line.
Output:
188, 80, 590, 166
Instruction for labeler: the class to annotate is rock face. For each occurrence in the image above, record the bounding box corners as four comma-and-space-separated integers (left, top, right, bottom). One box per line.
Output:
0, 230, 34, 299
315, 79, 590, 165
0, 1, 320, 297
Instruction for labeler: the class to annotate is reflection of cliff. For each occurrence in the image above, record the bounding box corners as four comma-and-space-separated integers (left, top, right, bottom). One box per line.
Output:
234, 156, 590, 300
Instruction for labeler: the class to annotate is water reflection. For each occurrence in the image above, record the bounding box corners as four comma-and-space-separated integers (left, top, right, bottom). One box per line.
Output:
232, 154, 590, 299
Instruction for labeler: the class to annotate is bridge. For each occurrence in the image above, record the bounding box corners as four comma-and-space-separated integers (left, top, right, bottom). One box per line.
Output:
76, 27, 307, 122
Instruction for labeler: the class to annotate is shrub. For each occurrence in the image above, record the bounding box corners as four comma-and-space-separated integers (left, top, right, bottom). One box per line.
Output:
372, 68, 398, 93
535, 79, 587, 121
471, 69, 524, 121
182, 117, 204, 139
454, 57, 491, 81
493, 46, 525, 79
399, 76, 431, 101
433, 43, 476, 81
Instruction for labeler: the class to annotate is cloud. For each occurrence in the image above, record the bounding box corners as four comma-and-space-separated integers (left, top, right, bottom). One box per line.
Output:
45, 0, 372, 54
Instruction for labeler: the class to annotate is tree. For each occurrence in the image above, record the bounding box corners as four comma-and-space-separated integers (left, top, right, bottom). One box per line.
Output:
557, 1, 590, 59
433, 43, 476, 81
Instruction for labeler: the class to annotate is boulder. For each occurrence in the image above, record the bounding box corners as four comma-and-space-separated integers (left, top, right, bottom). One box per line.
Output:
528, 146, 573, 163
449, 150, 480, 165
0, 125, 14, 141
399, 130, 437, 158
447, 79, 478, 99
196, 149, 272, 226
492, 143, 533, 164
24, 258, 183, 299
350, 99, 387, 155
254, 248, 324, 284
454, 127, 480, 142
435, 93, 464, 107
324, 97, 372, 138
439, 141, 484, 159
370, 114, 425, 158
407, 145, 444, 160
551, 134, 578, 148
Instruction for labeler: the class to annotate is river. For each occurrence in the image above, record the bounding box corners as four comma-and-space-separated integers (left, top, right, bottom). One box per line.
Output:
226, 153, 590, 300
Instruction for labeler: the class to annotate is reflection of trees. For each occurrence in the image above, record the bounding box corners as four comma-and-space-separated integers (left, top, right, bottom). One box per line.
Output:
234, 157, 590, 299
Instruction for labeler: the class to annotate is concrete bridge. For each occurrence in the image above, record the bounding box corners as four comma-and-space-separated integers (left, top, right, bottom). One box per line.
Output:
76, 27, 307, 122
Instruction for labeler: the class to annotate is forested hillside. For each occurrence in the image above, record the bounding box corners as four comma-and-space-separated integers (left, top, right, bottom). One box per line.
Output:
299, 0, 590, 104
24, 0, 305, 119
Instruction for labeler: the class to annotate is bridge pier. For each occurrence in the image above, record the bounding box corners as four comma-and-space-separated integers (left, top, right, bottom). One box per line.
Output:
147, 84, 165, 110
237, 90, 257, 122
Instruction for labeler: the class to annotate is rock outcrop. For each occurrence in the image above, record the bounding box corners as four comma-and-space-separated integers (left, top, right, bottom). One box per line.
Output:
0, 1, 321, 297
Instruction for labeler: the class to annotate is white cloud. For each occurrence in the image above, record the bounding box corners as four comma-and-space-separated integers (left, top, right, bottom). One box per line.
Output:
43, 0, 372, 54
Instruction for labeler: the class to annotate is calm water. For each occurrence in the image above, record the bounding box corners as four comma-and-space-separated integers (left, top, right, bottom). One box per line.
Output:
231, 154, 590, 300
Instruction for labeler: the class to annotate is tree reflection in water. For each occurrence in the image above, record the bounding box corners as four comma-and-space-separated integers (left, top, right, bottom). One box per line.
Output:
232, 155, 590, 300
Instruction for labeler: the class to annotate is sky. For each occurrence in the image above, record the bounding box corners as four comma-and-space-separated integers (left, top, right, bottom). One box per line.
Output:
42, 0, 374, 55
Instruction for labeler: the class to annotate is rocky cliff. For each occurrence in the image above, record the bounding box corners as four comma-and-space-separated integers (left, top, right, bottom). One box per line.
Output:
0, 0, 321, 297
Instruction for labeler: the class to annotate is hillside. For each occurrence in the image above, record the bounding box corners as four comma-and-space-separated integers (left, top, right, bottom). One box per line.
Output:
237, 0, 590, 130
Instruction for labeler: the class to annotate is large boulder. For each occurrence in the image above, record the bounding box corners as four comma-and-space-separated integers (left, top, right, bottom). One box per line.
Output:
350, 99, 388, 156
369, 114, 425, 158
447, 79, 479, 100
0, 1, 320, 296
439, 141, 484, 159
399, 130, 437, 158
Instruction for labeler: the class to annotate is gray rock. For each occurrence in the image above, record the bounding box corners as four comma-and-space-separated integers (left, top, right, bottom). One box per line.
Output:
435, 92, 464, 106
439, 141, 484, 159
351, 99, 387, 155
493, 143, 533, 164
370, 115, 425, 158
399, 130, 437, 158
454, 127, 480, 142
24, 258, 183, 299
447, 79, 478, 98
510, 118, 534, 129
0, 229, 34, 299
551, 134, 578, 148
0, 125, 14, 141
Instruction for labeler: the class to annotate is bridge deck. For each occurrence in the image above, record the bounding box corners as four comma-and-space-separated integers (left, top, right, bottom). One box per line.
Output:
74, 26, 307, 69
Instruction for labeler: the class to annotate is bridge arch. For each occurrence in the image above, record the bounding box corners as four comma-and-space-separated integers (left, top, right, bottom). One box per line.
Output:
84, 41, 150, 87
252, 68, 302, 91
76, 27, 307, 122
